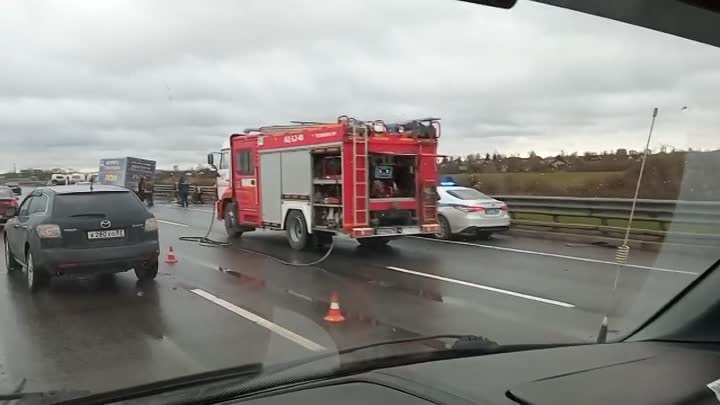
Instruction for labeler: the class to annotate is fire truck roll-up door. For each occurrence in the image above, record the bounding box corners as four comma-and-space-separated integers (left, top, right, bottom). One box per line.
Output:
259, 149, 313, 230
259, 153, 282, 225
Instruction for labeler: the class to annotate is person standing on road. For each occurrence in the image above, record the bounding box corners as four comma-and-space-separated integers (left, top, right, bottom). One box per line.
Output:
143, 177, 154, 207
170, 173, 179, 204
178, 176, 190, 208
137, 177, 146, 203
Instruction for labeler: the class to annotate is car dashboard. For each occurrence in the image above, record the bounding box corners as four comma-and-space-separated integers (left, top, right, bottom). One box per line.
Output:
114, 341, 720, 405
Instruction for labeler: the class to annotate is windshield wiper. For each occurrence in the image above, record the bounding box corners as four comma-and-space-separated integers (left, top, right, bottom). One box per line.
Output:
61, 335, 582, 405
1, 378, 90, 403
55, 362, 264, 405
153, 336, 584, 405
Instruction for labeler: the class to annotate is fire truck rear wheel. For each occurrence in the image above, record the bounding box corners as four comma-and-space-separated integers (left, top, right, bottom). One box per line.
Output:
224, 202, 243, 238
286, 210, 310, 251
357, 237, 391, 248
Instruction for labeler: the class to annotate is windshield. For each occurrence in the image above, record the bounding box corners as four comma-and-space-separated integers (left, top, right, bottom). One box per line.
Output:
53, 192, 146, 217
0, 0, 718, 400
446, 189, 490, 200
0, 189, 13, 198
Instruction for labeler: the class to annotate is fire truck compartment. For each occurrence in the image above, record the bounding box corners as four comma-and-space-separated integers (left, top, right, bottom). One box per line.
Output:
259, 149, 312, 227
369, 154, 416, 199
312, 150, 343, 230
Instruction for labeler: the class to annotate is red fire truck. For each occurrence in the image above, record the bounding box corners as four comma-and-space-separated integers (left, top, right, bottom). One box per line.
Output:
209, 116, 441, 250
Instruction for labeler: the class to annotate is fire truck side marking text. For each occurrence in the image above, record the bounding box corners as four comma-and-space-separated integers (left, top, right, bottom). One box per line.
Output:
283, 134, 304, 144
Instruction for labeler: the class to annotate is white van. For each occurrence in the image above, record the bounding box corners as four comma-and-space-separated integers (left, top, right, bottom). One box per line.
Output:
68, 173, 86, 184
49, 174, 68, 185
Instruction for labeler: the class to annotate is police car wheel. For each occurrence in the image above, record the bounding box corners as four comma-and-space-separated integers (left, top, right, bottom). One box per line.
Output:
436, 215, 451, 240
476, 231, 493, 240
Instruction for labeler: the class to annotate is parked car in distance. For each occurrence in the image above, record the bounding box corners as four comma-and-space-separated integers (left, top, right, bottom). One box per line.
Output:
2, 185, 160, 292
48, 174, 68, 185
0, 187, 18, 226
6, 183, 21, 195
436, 184, 510, 240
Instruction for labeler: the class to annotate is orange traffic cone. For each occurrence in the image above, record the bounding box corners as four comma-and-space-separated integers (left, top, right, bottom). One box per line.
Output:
323, 292, 345, 322
165, 246, 178, 264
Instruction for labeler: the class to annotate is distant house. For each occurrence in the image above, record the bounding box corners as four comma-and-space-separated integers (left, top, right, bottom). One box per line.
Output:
550, 160, 567, 170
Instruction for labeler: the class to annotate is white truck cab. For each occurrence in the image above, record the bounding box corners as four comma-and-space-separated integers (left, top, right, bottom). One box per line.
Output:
213, 139, 231, 200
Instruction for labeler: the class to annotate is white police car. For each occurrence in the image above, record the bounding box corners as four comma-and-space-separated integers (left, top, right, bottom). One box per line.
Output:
436, 179, 510, 240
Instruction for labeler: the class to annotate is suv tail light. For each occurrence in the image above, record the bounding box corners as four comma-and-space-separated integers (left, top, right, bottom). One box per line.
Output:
454, 205, 485, 213
37, 224, 62, 238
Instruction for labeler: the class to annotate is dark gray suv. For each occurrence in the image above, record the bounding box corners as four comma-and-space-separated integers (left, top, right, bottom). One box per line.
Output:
3, 185, 160, 292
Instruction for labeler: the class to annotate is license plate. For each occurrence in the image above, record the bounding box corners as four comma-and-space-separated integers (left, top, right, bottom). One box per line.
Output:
485, 209, 500, 215
87, 229, 125, 239
377, 226, 421, 235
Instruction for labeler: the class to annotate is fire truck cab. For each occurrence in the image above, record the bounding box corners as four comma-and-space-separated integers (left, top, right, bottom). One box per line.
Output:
211, 116, 441, 250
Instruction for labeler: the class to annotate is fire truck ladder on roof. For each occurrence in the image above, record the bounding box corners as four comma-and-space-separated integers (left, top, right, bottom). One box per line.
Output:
243, 122, 331, 134
351, 124, 369, 227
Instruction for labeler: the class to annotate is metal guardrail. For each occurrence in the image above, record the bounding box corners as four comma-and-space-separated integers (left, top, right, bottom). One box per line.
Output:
494, 195, 720, 243
147, 185, 720, 243
153, 184, 217, 202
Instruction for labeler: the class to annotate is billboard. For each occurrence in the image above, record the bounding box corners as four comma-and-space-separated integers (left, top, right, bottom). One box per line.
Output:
98, 157, 156, 191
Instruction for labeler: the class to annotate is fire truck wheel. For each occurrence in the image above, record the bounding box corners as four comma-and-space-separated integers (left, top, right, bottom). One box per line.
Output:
224, 202, 243, 238
435, 215, 452, 240
286, 210, 310, 251
357, 237, 391, 248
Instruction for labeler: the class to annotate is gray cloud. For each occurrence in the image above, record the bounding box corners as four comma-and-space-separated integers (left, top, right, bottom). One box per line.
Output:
1, 0, 719, 171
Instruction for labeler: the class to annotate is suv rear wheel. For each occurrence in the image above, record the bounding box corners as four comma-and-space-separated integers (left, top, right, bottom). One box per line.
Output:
135, 260, 158, 281
25, 251, 48, 293
4, 237, 21, 272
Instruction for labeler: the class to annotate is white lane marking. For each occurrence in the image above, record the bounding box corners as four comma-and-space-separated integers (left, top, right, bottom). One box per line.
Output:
385, 266, 575, 308
411, 237, 698, 276
190, 288, 326, 352
156, 219, 190, 227
156, 205, 214, 213
184, 207, 213, 213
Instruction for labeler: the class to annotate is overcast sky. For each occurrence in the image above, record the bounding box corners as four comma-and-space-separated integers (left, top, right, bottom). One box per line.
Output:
1, 0, 719, 171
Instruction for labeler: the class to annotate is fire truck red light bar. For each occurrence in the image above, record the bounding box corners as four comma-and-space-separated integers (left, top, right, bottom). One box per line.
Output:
422, 224, 441, 233
352, 228, 374, 238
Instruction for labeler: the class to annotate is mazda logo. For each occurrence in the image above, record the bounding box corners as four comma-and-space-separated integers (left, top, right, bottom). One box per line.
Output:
100, 220, 112, 229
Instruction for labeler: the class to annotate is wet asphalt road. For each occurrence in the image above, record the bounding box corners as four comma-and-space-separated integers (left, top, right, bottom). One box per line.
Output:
0, 198, 715, 397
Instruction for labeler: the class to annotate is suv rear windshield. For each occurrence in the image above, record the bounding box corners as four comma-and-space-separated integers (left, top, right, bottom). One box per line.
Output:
0, 189, 13, 198
447, 189, 491, 200
53, 192, 147, 217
